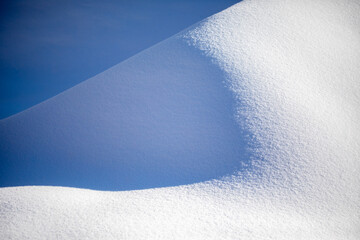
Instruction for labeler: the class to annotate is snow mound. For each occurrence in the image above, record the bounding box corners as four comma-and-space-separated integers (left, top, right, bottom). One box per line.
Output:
1, 0, 360, 239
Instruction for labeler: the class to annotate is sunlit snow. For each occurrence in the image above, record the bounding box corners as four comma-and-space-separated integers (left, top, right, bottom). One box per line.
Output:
1, 0, 360, 239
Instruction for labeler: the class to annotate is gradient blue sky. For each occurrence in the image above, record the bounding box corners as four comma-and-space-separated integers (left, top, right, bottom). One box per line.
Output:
0, 0, 238, 119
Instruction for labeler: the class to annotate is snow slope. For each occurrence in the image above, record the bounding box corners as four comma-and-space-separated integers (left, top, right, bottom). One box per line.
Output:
0, 13, 250, 191
1, 0, 360, 239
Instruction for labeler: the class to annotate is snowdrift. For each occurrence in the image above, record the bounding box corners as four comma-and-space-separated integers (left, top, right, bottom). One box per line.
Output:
0, 29, 250, 190
1, 0, 360, 239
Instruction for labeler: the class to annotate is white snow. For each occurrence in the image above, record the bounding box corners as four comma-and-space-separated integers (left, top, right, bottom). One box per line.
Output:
1, 0, 360, 239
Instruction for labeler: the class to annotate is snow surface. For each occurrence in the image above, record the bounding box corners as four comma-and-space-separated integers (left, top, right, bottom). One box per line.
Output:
1, 0, 360, 239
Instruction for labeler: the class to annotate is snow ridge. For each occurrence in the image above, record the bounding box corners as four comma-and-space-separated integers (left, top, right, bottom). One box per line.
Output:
1, 0, 360, 239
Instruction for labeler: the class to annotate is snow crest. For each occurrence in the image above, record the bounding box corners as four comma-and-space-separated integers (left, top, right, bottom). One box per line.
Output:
1, 0, 360, 239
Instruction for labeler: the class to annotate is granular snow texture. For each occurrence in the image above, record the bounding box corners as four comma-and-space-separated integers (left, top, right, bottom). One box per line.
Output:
1, 0, 360, 239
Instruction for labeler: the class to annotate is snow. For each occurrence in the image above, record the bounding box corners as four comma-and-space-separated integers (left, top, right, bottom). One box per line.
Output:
1, 0, 360, 239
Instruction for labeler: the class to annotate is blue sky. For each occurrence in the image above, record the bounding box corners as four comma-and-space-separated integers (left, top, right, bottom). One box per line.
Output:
0, 0, 238, 119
